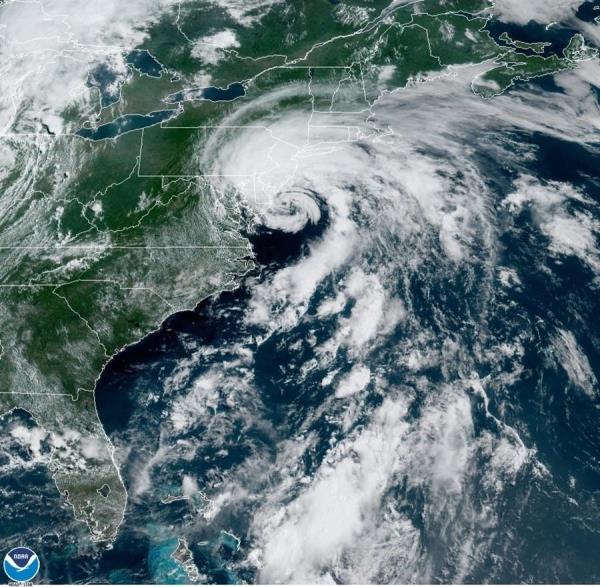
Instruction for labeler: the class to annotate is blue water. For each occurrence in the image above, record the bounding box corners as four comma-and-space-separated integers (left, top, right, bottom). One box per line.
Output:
86, 51, 164, 110
75, 110, 177, 141
165, 83, 246, 104
487, 19, 579, 54
577, 0, 600, 22
87, 63, 124, 108
147, 536, 188, 584
202, 83, 245, 102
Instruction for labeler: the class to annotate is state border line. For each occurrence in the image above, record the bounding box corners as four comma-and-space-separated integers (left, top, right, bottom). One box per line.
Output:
0, 245, 250, 249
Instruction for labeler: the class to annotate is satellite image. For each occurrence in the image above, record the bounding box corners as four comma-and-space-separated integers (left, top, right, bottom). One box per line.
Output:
0, 0, 599, 584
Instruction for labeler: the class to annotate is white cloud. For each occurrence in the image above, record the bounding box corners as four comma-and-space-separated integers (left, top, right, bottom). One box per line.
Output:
492, 0, 583, 25
191, 29, 239, 65
335, 364, 371, 398
182, 474, 199, 496
552, 329, 598, 398
255, 395, 412, 583
211, 0, 283, 26
0, 0, 177, 133
170, 371, 221, 432
246, 384, 530, 583
10, 424, 48, 459
504, 175, 600, 272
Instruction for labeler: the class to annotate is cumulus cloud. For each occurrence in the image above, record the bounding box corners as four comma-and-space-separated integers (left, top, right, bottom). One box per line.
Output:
211, 0, 283, 26
552, 329, 598, 398
334, 364, 371, 398
504, 175, 600, 272
492, 0, 583, 25
191, 29, 240, 66
247, 385, 529, 583
255, 395, 413, 583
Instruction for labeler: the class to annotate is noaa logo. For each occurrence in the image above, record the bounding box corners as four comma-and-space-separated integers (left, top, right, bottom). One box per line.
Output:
3, 548, 40, 583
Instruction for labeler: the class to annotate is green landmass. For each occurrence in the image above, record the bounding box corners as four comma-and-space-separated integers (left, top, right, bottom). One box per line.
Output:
499, 32, 551, 54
